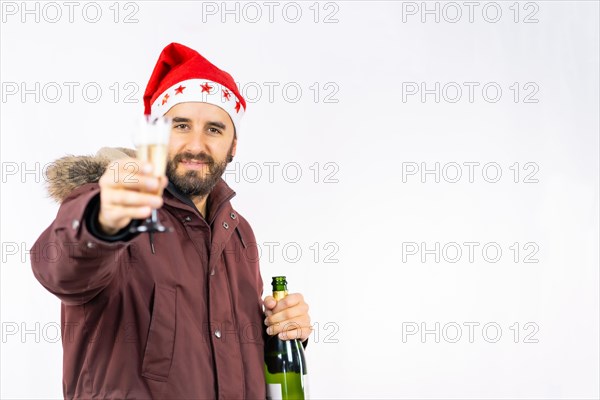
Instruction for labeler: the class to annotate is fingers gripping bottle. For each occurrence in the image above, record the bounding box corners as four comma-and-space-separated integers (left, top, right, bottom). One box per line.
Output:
264, 276, 308, 400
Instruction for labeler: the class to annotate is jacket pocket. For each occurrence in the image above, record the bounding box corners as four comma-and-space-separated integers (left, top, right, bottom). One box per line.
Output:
235, 227, 247, 248
141, 284, 177, 382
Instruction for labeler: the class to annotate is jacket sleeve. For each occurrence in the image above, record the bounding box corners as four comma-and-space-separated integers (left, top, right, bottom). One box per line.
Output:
31, 183, 136, 306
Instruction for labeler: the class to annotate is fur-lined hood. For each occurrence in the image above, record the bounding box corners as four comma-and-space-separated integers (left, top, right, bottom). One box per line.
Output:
46, 147, 136, 203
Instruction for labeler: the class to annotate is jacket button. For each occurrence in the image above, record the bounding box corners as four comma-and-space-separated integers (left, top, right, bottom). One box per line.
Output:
230, 212, 236, 220
210, 269, 215, 276
71, 220, 80, 230
184, 216, 192, 222
222, 222, 229, 229
86, 241, 95, 249
214, 329, 222, 338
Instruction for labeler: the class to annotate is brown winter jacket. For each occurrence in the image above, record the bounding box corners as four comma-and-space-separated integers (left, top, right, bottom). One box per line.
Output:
31, 148, 268, 399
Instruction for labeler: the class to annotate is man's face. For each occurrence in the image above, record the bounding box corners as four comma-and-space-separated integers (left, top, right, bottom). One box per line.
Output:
164, 102, 237, 197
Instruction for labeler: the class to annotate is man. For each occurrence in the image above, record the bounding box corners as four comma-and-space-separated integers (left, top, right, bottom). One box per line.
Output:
31, 42, 311, 399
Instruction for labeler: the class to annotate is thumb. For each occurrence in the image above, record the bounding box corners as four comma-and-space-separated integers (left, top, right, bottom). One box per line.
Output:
263, 296, 277, 311
159, 175, 169, 188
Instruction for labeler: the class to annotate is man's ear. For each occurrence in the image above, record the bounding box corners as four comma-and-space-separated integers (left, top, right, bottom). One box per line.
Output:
231, 136, 237, 158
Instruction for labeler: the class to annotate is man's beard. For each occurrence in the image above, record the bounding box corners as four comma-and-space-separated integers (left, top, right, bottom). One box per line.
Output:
166, 145, 233, 197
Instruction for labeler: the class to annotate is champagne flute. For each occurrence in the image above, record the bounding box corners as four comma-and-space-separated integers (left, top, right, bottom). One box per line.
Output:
130, 114, 172, 233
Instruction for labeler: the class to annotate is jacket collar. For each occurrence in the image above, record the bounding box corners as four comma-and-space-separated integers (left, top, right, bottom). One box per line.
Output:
164, 178, 236, 225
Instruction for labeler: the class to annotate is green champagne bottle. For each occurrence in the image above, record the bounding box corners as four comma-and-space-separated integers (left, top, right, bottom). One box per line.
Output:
264, 276, 308, 400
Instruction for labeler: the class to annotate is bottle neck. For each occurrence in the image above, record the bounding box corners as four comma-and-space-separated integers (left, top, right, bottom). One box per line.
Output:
273, 290, 288, 301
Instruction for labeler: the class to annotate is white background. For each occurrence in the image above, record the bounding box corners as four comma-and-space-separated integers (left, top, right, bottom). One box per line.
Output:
1, 1, 599, 399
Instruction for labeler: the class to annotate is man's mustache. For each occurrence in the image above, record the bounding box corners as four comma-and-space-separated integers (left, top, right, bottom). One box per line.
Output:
173, 152, 214, 165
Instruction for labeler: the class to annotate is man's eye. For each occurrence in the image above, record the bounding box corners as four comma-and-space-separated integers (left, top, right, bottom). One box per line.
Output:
174, 124, 189, 130
208, 128, 221, 134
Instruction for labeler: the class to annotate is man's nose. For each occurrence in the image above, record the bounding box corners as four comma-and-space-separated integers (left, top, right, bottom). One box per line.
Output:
183, 131, 209, 153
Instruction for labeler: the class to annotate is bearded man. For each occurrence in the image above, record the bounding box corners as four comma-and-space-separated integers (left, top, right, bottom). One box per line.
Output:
31, 42, 312, 399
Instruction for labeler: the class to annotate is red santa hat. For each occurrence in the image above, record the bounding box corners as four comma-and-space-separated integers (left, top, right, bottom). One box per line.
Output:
143, 42, 246, 133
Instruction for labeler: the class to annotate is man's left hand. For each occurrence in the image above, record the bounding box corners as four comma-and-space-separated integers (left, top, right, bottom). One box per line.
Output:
263, 293, 312, 342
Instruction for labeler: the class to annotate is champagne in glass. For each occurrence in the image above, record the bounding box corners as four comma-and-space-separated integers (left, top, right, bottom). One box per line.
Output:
136, 143, 169, 194
131, 115, 172, 233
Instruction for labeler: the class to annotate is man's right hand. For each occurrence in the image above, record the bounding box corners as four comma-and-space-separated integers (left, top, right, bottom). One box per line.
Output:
97, 158, 168, 235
